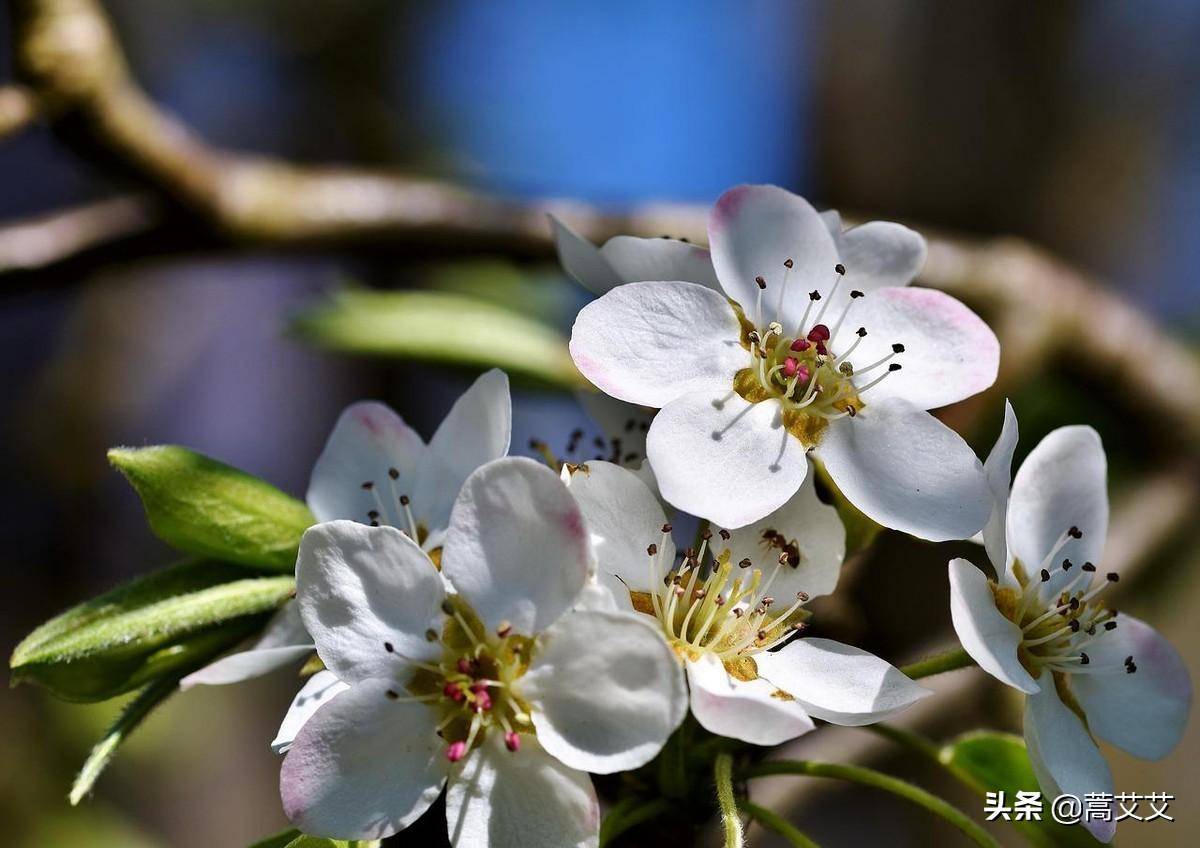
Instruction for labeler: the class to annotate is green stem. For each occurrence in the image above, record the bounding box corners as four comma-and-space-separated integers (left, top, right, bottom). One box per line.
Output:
599, 797, 672, 847
740, 802, 821, 848
863, 723, 941, 761
899, 646, 975, 679
742, 760, 1000, 848
714, 753, 744, 848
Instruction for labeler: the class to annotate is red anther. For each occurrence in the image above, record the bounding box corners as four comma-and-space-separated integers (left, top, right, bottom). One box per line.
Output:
807, 324, 831, 342
505, 731, 521, 752
789, 338, 811, 352
443, 681, 465, 702
473, 690, 493, 712
815, 341, 828, 356
782, 357, 799, 378
457, 658, 473, 674
794, 365, 811, 385
446, 741, 467, 762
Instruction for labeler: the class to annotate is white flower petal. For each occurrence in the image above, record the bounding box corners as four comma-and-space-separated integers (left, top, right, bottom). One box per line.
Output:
521, 609, 685, 774
948, 558, 1040, 694
181, 602, 314, 688
271, 670, 351, 754
415, 369, 513, 545
819, 209, 842, 238
724, 463, 845, 600
836, 221, 927, 291
307, 401, 428, 525
569, 280, 743, 408
280, 677, 446, 841
708, 185, 840, 330
686, 653, 816, 746
445, 733, 600, 848
182, 645, 315, 689
983, 400, 1020, 585
754, 638, 931, 725
1071, 613, 1191, 760
647, 391, 808, 529
1024, 674, 1115, 843
296, 521, 444, 684
442, 458, 590, 635
550, 214, 621, 296
1008, 426, 1108, 597
602, 236, 720, 291
565, 460, 672, 593
815, 397, 990, 542
836, 287, 999, 410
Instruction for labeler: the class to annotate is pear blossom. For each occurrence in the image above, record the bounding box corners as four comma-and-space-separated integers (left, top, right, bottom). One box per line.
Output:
278, 457, 686, 845
181, 369, 511, 688
949, 405, 1191, 842
565, 458, 930, 746
569, 184, 997, 535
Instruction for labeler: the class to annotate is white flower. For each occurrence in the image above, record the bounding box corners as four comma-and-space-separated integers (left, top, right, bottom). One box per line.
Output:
569, 184, 997, 535
181, 369, 512, 688
949, 403, 1192, 843
278, 457, 686, 845
565, 459, 930, 746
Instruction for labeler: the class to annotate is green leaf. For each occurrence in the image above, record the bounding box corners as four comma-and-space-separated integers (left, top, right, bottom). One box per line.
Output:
11, 559, 294, 701
284, 837, 380, 848
109, 445, 314, 571
247, 830, 302, 848
289, 289, 586, 389
70, 673, 181, 804
940, 731, 1102, 848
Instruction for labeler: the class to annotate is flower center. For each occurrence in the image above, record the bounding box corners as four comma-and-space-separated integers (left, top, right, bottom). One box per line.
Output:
400, 597, 534, 762
993, 525, 1136, 678
730, 262, 904, 446
632, 525, 810, 668
360, 469, 428, 546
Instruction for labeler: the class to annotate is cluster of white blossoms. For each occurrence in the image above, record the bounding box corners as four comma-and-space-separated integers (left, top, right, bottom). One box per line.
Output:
208, 185, 1189, 847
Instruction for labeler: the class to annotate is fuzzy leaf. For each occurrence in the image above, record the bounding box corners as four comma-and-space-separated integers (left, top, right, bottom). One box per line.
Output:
109, 445, 314, 571
11, 559, 294, 702
940, 731, 1102, 847
289, 289, 586, 389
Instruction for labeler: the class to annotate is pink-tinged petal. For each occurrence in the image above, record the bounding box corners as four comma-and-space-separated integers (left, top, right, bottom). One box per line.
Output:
724, 463, 845, 601
948, 558, 1040, 694
816, 397, 991, 542
281, 677, 446, 840
296, 521, 444, 685
646, 391, 808, 529
1071, 614, 1191, 760
602, 236, 720, 291
1008, 426, 1108, 598
442, 458, 590, 635
445, 733, 600, 848
550, 214, 621, 296
1024, 674, 1115, 843
708, 185, 840, 330
686, 653, 816, 746
564, 460, 673, 594
983, 400, 1020, 586
522, 609, 686, 774
271, 670, 350, 754
569, 280, 743, 408
415, 369, 512, 547
836, 286, 999, 410
755, 638, 931, 725
307, 400, 428, 525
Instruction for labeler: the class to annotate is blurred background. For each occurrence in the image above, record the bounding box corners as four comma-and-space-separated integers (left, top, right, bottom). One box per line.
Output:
1, 1, 1198, 845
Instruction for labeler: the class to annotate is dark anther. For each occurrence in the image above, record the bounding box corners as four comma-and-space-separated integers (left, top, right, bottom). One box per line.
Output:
662, 523, 673, 533
701, 529, 713, 540
892, 342, 905, 353
1068, 619, 1081, 632
1062, 559, 1073, 571
684, 547, 695, 560
856, 327, 868, 337
647, 543, 658, 556
1082, 562, 1096, 572
367, 509, 380, 519
571, 428, 584, 440
1079, 652, 1090, 665
388, 467, 400, 480
755, 275, 767, 289
808, 290, 821, 301
784, 258, 794, 269
386, 689, 400, 700
441, 599, 455, 615
850, 290, 864, 299
719, 528, 731, 540
1040, 568, 1051, 582
834, 263, 846, 275
1106, 572, 1120, 583
739, 557, 753, 568
425, 628, 438, 641
384, 641, 395, 652
888, 363, 902, 371
1069, 597, 1080, 610
847, 406, 857, 417
361, 481, 375, 490
400, 495, 411, 506
1124, 655, 1134, 665
1068, 526, 1083, 539
1105, 621, 1117, 631
1126, 663, 1138, 674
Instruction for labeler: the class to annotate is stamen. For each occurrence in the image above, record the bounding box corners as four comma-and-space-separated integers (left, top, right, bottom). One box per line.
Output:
830, 290, 865, 341
775, 258, 793, 322
812, 263, 845, 325
856, 363, 901, 393
754, 275, 767, 326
